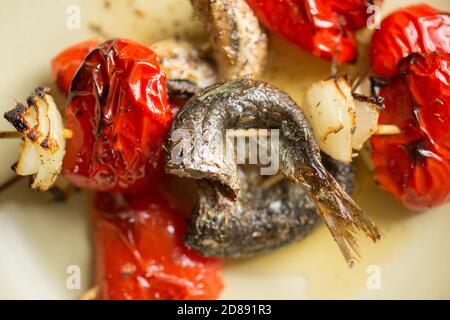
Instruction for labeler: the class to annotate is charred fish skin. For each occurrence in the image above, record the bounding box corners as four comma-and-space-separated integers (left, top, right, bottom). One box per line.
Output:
191, 0, 267, 80
166, 78, 347, 196
151, 38, 217, 89
151, 39, 216, 103
166, 78, 380, 265
188, 172, 321, 258
166, 79, 201, 102
186, 154, 354, 258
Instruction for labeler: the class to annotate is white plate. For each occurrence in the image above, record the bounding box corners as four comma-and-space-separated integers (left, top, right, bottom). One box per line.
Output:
0, 0, 449, 299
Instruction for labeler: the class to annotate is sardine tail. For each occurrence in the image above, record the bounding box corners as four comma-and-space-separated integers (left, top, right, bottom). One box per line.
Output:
310, 177, 381, 267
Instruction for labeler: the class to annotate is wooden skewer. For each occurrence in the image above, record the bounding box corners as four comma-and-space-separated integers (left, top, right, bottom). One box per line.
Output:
0, 124, 399, 194
226, 128, 268, 138
0, 131, 22, 139
226, 126, 401, 138
374, 124, 402, 135
62, 128, 73, 139
1, 125, 399, 141
0, 129, 73, 139
79, 286, 99, 300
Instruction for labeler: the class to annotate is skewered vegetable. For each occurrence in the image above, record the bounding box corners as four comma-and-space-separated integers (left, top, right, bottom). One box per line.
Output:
63, 38, 172, 193
4, 87, 66, 191
370, 4, 450, 78
303, 76, 383, 162
51, 39, 101, 94
371, 53, 450, 210
94, 191, 223, 300
246, 0, 383, 63
369, 4, 450, 210
352, 94, 384, 150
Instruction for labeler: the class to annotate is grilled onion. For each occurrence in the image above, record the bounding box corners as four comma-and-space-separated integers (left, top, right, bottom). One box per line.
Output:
303, 77, 355, 162
303, 77, 383, 162
352, 94, 383, 150
4, 87, 65, 191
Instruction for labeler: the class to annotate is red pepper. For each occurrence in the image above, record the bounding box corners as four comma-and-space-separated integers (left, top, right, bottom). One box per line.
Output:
369, 4, 450, 78
93, 191, 223, 300
51, 40, 101, 94
371, 53, 450, 210
62, 39, 172, 193
405, 53, 450, 159
246, 0, 382, 63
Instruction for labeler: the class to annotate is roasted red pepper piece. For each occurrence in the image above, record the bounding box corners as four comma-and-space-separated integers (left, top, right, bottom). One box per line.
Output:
404, 53, 450, 159
246, 0, 382, 63
93, 191, 223, 300
63, 39, 172, 193
371, 53, 450, 211
51, 40, 101, 94
369, 4, 450, 78
331, 0, 383, 31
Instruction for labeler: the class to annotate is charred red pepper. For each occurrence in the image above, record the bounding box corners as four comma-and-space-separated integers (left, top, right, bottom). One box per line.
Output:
405, 53, 450, 159
246, 0, 382, 63
93, 191, 223, 300
369, 4, 450, 78
62, 39, 172, 193
370, 4, 450, 210
371, 53, 450, 210
51, 40, 101, 94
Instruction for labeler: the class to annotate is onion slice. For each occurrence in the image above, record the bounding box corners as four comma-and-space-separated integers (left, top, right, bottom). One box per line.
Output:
303, 77, 383, 162
303, 77, 355, 163
352, 94, 383, 150
4, 87, 65, 191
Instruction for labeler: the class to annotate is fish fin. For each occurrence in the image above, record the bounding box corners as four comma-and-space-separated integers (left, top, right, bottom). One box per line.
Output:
310, 176, 381, 267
